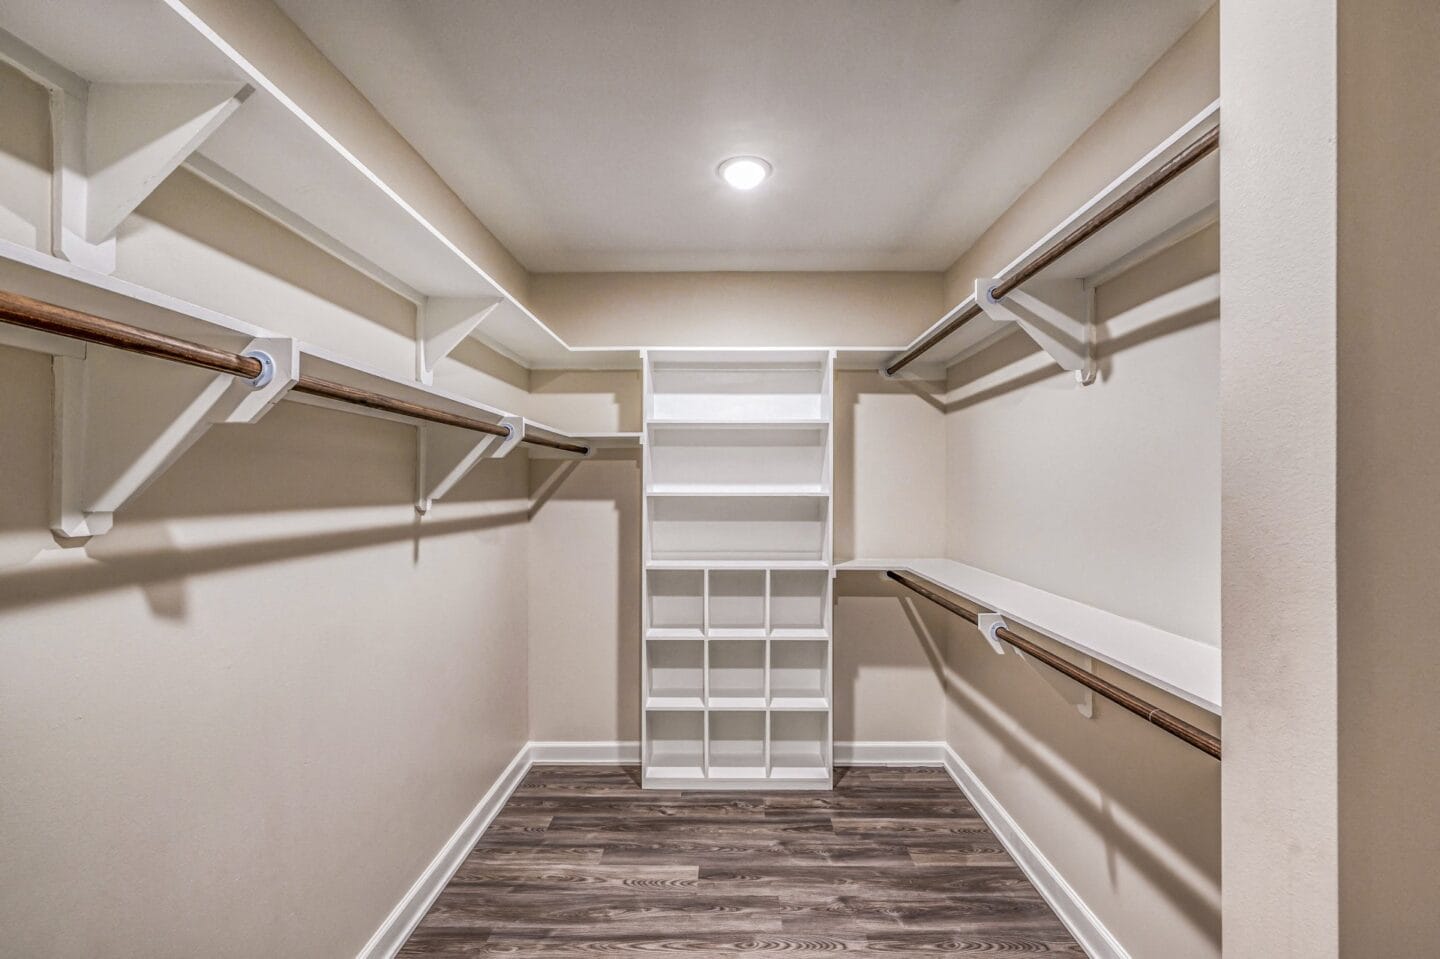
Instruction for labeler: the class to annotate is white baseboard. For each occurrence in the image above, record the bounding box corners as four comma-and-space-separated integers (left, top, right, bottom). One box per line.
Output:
355, 743, 532, 959
835, 740, 948, 765
940, 743, 1126, 959
359, 739, 1123, 959
528, 740, 640, 764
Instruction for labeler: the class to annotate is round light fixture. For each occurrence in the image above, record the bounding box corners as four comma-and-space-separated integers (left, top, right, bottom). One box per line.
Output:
718, 156, 772, 191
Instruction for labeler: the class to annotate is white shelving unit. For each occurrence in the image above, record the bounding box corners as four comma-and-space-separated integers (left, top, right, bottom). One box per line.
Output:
641, 350, 835, 789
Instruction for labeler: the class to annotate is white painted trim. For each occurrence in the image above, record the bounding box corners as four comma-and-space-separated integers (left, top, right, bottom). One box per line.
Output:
528, 740, 641, 764
834, 740, 947, 765
355, 744, 531, 959
941, 743, 1126, 959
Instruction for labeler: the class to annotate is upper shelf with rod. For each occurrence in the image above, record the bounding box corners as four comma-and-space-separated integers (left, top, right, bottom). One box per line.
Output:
882, 100, 1220, 377
0, 240, 626, 536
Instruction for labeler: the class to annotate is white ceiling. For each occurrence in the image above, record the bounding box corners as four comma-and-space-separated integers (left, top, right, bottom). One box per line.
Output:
282, 1, 1209, 273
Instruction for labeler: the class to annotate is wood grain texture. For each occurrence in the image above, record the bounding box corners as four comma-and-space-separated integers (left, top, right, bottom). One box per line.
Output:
398, 765, 1083, 956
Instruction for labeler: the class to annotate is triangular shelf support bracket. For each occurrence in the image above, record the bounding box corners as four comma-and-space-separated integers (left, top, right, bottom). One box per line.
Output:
416, 413, 522, 514
416, 296, 503, 384
974, 277, 1097, 385
50, 81, 253, 274
51, 335, 298, 538
976, 612, 1093, 718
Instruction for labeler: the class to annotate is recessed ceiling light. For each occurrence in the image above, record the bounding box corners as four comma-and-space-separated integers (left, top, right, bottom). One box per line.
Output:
718, 156, 772, 191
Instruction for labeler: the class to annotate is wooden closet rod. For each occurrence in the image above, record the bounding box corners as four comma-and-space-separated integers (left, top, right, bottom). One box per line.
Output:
0, 289, 590, 455
886, 123, 1220, 376
886, 570, 1221, 759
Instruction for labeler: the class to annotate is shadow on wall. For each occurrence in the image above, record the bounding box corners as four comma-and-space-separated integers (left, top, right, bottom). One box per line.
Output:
126, 169, 416, 343
831, 572, 949, 744
832, 371, 946, 563
527, 450, 643, 743
891, 586, 1221, 955
0, 365, 531, 616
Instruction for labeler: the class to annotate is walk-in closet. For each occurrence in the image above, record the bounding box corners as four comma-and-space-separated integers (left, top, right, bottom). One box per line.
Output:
2, 2, 1436, 957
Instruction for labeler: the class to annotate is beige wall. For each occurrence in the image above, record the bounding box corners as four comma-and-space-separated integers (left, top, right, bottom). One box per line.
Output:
0, 63, 532, 959
1219, 1, 1338, 953
942, 6, 1218, 308
1222, 0, 1440, 955
947, 226, 1219, 644
531, 270, 945, 347
1335, 3, 1440, 951
937, 14, 1222, 959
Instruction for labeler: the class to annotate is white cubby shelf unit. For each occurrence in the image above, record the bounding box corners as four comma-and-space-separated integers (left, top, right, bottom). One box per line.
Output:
641, 350, 836, 789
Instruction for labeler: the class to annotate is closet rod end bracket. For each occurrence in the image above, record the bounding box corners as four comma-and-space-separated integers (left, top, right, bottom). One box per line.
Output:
976, 612, 1008, 655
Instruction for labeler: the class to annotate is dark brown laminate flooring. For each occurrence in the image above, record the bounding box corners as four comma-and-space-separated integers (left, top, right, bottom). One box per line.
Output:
397, 765, 1084, 956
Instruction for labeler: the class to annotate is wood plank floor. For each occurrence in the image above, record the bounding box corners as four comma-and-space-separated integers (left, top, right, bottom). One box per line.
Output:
397, 765, 1084, 956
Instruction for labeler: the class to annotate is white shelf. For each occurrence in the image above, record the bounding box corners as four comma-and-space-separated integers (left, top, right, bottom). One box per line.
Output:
646, 695, 705, 711
645, 552, 835, 567
645, 628, 706, 640
708, 696, 768, 711
770, 696, 830, 711
840, 558, 1221, 714
647, 488, 830, 497
646, 418, 831, 428
886, 100, 1220, 373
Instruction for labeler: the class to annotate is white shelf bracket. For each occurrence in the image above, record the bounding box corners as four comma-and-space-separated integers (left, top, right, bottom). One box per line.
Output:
1016, 649, 1096, 719
974, 277, 1096, 385
51, 334, 297, 538
50, 81, 253, 274
975, 612, 1009, 656
415, 296, 503, 384
976, 611, 1093, 718
415, 414, 522, 514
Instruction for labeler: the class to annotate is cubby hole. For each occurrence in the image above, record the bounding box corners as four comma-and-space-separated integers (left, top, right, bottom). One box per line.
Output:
769, 710, 829, 780
646, 710, 705, 779
649, 351, 828, 422
646, 639, 704, 709
769, 641, 829, 709
707, 569, 765, 636
769, 569, 830, 636
647, 424, 829, 492
648, 496, 827, 563
647, 568, 704, 636
707, 710, 766, 779
707, 639, 766, 708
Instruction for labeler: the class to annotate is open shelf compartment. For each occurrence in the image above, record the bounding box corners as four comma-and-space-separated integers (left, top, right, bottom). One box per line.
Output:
646, 568, 705, 637
646, 349, 832, 422
646, 422, 830, 493
645, 710, 706, 780
769, 710, 831, 781
648, 496, 829, 564
707, 570, 766, 636
769, 569, 831, 636
646, 639, 705, 709
707, 711, 767, 780
707, 639, 766, 709
769, 640, 830, 710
